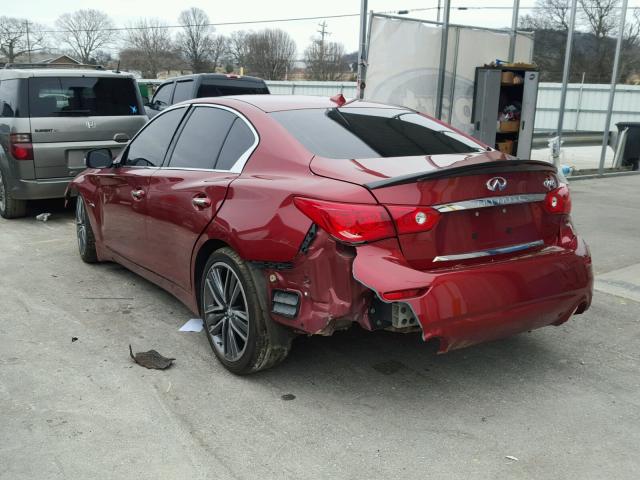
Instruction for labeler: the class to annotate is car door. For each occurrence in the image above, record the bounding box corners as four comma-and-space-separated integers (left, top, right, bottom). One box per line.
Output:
145, 105, 258, 291
97, 106, 187, 263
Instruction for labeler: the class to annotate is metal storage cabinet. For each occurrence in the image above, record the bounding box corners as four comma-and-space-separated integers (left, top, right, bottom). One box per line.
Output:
472, 67, 539, 159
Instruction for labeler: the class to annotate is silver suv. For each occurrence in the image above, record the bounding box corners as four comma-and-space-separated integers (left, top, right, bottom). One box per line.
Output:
0, 66, 148, 218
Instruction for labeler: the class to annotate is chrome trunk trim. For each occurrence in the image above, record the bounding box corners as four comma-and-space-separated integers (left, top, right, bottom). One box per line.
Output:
433, 193, 546, 212
433, 240, 545, 262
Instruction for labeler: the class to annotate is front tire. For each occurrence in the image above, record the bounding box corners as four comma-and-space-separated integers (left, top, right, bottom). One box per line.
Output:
0, 167, 27, 219
200, 248, 291, 374
76, 195, 98, 263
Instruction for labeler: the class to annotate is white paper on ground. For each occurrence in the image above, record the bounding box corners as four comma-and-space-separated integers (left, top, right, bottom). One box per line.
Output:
179, 318, 204, 332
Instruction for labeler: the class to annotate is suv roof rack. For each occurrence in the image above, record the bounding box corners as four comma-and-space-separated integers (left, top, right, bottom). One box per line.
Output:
3, 63, 106, 70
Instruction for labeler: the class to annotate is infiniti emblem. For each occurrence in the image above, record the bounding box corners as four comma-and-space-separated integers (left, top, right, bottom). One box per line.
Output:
543, 176, 557, 190
86, 120, 96, 129
486, 176, 507, 192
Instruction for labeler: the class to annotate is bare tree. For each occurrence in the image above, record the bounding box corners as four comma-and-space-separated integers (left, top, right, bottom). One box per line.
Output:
210, 34, 228, 70
244, 29, 296, 80
305, 40, 348, 81
55, 9, 116, 64
176, 7, 215, 73
521, 0, 572, 30
0, 16, 46, 62
228, 31, 250, 70
125, 18, 175, 77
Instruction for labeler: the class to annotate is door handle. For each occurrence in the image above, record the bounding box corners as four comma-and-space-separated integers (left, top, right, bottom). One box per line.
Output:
131, 189, 145, 200
192, 196, 211, 208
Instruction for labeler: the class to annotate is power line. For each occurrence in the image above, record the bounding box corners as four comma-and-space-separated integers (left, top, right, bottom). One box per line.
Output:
3, 5, 640, 36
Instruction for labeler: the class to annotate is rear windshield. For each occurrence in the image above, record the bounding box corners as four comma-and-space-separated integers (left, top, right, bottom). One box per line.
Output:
270, 107, 485, 159
197, 81, 269, 98
28, 77, 143, 117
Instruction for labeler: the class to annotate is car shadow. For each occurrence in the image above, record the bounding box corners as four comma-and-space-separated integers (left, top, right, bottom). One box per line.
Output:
243, 323, 570, 404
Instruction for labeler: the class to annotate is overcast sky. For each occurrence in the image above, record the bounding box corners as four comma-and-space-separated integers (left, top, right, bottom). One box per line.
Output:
5, 0, 640, 56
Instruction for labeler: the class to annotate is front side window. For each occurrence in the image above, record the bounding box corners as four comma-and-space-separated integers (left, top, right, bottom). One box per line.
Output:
28, 77, 143, 117
168, 107, 236, 170
124, 107, 186, 167
270, 107, 485, 159
153, 83, 173, 108
172, 80, 194, 104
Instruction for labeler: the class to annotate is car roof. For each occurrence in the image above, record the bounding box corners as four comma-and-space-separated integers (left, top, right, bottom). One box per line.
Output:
191, 95, 402, 113
0, 69, 137, 80
161, 73, 266, 84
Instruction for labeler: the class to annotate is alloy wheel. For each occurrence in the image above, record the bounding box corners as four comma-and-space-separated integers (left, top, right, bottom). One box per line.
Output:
203, 262, 250, 362
76, 198, 87, 256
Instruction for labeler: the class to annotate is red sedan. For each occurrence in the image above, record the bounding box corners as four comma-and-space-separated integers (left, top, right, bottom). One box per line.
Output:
69, 95, 593, 374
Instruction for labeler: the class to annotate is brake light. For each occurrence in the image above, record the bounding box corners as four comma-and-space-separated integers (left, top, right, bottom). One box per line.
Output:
9, 133, 33, 160
543, 184, 571, 214
294, 197, 395, 244
386, 205, 440, 234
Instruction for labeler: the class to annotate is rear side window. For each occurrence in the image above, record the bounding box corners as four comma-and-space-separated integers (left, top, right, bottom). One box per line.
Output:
270, 108, 485, 159
168, 107, 235, 170
28, 77, 143, 117
172, 80, 194, 104
197, 81, 269, 98
125, 107, 186, 167
0, 79, 27, 117
217, 118, 256, 170
153, 83, 173, 107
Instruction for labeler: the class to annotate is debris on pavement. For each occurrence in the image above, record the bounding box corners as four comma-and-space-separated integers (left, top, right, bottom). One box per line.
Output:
35, 213, 51, 222
505, 456, 519, 462
281, 393, 296, 401
71, 337, 78, 343
129, 345, 175, 370
179, 318, 204, 332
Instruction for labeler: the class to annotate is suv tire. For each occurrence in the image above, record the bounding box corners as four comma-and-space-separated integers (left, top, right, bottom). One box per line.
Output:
0, 167, 27, 219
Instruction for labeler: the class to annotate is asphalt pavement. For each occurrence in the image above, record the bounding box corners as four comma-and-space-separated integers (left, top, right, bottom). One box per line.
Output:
1, 176, 639, 480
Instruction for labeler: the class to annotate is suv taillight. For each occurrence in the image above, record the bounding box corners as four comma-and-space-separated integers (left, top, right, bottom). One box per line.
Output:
543, 184, 571, 214
9, 133, 33, 161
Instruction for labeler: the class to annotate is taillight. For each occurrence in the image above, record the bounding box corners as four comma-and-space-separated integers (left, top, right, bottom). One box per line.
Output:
9, 133, 33, 161
385, 205, 440, 234
293, 197, 395, 244
543, 184, 571, 214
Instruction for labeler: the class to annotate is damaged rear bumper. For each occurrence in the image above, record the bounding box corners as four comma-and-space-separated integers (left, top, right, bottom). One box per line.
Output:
352, 238, 593, 352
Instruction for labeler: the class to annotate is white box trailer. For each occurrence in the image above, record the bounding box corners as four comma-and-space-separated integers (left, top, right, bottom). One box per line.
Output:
363, 13, 535, 135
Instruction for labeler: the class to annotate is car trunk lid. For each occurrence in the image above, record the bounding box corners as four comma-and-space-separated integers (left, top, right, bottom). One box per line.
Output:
310, 152, 561, 269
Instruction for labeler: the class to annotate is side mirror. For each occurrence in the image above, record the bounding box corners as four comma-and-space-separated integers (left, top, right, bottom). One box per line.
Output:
86, 148, 113, 169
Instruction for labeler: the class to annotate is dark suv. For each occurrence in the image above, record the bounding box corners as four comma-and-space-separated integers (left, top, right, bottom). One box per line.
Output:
0, 66, 147, 218
145, 73, 269, 118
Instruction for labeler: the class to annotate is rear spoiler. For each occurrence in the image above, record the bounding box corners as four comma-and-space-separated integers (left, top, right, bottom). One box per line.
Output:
365, 160, 556, 190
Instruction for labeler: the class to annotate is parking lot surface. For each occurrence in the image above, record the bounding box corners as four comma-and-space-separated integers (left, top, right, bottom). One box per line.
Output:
1, 176, 639, 479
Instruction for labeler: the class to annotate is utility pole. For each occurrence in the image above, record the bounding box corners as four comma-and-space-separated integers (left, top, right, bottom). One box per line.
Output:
357, 0, 368, 99
25, 21, 32, 62
317, 21, 331, 79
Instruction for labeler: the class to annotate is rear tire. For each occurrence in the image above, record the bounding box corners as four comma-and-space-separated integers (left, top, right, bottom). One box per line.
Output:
200, 247, 292, 375
0, 167, 27, 219
76, 195, 98, 263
